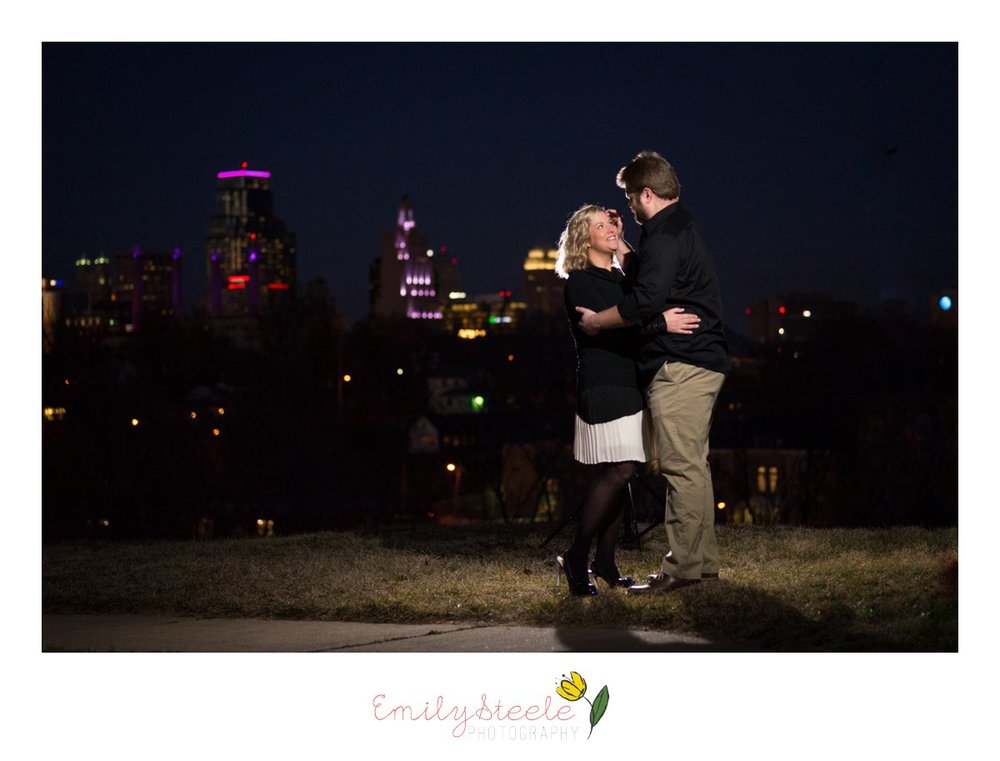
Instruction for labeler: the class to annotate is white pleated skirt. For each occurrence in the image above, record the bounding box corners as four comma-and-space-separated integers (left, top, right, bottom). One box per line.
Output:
573, 409, 652, 465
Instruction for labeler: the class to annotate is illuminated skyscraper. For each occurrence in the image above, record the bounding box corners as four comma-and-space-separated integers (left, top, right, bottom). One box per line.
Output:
371, 197, 445, 321
522, 247, 563, 332
114, 245, 182, 330
205, 164, 296, 316
73, 254, 113, 311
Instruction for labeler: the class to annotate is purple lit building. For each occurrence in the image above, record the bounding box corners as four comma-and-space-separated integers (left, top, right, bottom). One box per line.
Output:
205, 165, 296, 317
370, 197, 456, 321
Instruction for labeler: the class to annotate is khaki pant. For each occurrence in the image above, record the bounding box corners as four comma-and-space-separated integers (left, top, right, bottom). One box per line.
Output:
645, 361, 725, 580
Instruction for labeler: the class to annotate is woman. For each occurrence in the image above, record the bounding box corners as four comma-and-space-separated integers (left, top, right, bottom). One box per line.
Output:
555, 204, 699, 596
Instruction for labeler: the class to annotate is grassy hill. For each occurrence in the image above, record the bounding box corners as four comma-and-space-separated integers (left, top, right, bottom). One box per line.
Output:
42, 524, 958, 651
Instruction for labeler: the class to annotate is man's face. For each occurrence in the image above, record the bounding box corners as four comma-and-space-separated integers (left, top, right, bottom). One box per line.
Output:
626, 189, 649, 223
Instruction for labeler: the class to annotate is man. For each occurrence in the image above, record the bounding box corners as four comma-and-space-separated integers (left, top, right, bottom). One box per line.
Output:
577, 151, 731, 594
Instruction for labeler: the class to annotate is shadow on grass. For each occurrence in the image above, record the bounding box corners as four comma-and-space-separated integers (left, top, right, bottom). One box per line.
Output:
553, 580, 909, 652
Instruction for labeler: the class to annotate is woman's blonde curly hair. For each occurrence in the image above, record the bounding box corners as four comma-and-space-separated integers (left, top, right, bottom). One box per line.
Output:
555, 204, 605, 279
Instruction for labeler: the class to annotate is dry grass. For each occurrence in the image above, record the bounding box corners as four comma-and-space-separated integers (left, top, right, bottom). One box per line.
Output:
42, 524, 958, 651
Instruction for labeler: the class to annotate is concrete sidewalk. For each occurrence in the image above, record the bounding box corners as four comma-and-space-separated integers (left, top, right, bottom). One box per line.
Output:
42, 613, 738, 652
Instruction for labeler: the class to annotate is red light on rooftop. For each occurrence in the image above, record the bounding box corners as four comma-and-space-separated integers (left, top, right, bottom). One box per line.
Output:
778, 306, 786, 315
745, 307, 751, 315
249, 233, 256, 240
227, 283, 246, 290
268, 283, 290, 291
241, 161, 248, 168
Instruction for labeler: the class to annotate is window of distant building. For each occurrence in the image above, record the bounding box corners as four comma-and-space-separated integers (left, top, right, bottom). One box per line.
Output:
757, 465, 780, 494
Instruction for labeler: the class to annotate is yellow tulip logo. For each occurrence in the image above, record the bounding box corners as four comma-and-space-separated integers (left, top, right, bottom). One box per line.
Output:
555, 671, 609, 738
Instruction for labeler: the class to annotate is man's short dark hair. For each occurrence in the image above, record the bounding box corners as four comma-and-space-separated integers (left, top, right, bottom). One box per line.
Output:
616, 151, 681, 200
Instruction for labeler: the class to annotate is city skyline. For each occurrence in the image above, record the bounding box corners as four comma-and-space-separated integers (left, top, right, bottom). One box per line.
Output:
42, 43, 958, 333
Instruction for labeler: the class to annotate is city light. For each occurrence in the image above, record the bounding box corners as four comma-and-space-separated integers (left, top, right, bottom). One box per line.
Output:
471, 395, 485, 411
449, 291, 467, 299
446, 463, 457, 472
396, 368, 404, 376
939, 295, 953, 311
778, 328, 785, 336
212, 428, 221, 437
190, 411, 197, 420
507, 354, 515, 362
803, 310, 812, 317
131, 418, 139, 427
343, 374, 352, 383
43, 407, 67, 422
217, 408, 225, 415
717, 502, 727, 510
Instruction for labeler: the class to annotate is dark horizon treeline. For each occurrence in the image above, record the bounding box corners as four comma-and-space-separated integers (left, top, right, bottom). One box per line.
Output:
41, 293, 957, 541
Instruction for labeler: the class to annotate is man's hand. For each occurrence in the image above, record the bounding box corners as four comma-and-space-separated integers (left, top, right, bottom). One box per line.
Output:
664, 307, 701, 334
576, 306, 600, 336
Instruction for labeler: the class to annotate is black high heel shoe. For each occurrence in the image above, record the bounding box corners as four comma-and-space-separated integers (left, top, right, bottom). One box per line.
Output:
556, 553, 597, 596
589, 559, 636, 589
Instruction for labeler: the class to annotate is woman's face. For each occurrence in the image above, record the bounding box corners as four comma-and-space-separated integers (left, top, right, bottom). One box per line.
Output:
587, 211, 620, 257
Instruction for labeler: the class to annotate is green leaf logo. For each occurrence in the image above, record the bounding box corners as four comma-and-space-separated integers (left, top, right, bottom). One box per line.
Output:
588, 685, 609, 739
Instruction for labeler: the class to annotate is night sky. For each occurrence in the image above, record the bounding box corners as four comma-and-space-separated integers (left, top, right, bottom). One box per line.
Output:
41, 42, 957, 333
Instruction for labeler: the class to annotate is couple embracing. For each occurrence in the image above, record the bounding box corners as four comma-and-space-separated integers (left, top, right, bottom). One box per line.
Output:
555, 150, 731, 597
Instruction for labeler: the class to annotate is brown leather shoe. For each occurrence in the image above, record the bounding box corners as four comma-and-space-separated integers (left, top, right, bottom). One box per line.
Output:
627, 574, 701, 595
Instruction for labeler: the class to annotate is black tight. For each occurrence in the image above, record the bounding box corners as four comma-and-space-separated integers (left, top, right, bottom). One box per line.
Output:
565, 461, 638, 575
